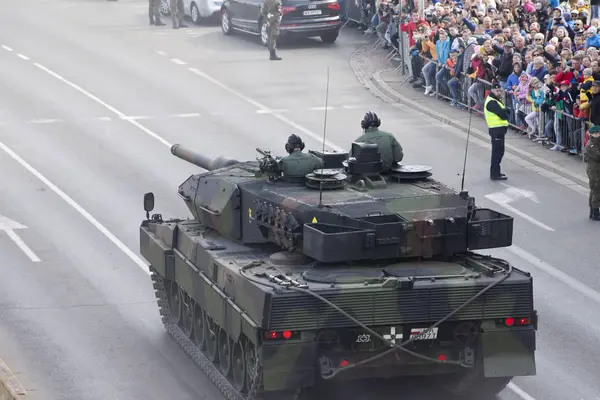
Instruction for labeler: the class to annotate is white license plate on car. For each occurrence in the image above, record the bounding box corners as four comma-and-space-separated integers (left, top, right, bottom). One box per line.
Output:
303, 9, 322, 15
410, 327, 438, 340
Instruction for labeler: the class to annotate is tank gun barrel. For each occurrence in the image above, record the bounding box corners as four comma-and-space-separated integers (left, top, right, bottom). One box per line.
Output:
171, 144, 238, 171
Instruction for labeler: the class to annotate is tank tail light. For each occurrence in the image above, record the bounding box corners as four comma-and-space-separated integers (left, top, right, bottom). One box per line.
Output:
264, 330, 298, 340
503, 317, 531, 327
437, 354, 447, 361
328, 2, 340, 10
339, 359, 349, 367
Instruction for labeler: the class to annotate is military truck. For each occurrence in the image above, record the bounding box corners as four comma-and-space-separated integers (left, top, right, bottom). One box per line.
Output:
139, 142, 538, 400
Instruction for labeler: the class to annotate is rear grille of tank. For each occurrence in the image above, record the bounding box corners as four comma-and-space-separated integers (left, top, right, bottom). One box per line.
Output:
267, 283, 533, 331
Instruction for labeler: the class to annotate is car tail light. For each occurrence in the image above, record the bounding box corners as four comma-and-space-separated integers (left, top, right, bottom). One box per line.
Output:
281, 6, 296, 14
328, 2, 340, 10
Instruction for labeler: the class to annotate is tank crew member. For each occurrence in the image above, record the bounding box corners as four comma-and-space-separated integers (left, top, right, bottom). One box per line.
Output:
585, 125, 600, 220
170, 0, 188, 29
484, 81, 509, 181
352, 111, 403, 173
279, 134, 324, 179
149, 0, 165, 25
261, 0, 282, 61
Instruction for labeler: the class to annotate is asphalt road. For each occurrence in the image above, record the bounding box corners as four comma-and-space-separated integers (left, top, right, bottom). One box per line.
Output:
0, 1, 599, 400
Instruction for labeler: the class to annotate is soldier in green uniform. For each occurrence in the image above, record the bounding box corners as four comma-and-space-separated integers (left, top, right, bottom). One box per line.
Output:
279, 134, 324, 179
149, 0, 165, 25
584, 125, 600, 220
351, 111, 403, 173
261, 0, 282, 60
170, 0, 188, 29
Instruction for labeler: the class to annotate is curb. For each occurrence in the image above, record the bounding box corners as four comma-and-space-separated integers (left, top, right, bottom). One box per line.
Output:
0, 358, 26, 400
370, 68, 590, 188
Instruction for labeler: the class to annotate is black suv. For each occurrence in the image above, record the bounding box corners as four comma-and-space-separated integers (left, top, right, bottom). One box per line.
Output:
220, 0, 341, 44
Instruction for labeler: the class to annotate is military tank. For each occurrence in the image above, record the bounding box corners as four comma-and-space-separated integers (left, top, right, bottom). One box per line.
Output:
139, 142, 538, 400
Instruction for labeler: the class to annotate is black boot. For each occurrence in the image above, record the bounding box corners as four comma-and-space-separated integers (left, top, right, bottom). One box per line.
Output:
270, 49, 282, 60
154, 18, 165, 26
592, 208, 600, 221
590, 207, 594, 219
150, 16, 154, 25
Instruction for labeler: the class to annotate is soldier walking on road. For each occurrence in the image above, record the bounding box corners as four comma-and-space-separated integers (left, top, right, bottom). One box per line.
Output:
261, 0, 282, 60
584, 125, 600, 220
484, 81, 509, 181
149, 0, 165, 25
170, 0, 188, 29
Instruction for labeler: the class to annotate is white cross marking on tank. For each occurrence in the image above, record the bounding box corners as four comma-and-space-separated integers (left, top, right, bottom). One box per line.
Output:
383, 327, 402, 343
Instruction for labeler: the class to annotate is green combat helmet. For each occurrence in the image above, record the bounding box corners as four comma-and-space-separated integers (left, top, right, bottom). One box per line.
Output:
139, 142, 538, 400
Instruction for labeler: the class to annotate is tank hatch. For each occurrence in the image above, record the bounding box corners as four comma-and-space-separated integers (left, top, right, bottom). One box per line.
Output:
304, 168, 347, 190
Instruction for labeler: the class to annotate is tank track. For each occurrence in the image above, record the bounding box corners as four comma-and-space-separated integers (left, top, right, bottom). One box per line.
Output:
150, 268, 300, 400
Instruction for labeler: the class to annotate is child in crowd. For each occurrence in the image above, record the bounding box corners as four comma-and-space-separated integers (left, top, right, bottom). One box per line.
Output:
525, 77, 545, 138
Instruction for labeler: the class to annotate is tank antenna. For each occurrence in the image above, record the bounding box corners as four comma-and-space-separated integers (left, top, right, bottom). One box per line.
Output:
318, 65, 331, 209
460, 103, 473, 192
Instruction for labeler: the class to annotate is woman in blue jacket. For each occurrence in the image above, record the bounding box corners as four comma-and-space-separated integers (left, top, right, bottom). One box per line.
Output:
434, 29, 451, 96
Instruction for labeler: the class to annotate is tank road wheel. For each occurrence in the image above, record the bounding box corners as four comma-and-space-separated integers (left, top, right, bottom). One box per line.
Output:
205, 315, 219, 362
167, 280, 182, 325
231, 338, 247, 392
193, 304, 206, 350
245, 340, 258, 387
181, 292, 194, 338
218, 329, 233, 376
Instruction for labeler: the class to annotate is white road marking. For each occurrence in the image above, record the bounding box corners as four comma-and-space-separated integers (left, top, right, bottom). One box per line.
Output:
508, 245, 600, 305
256, 109, 288, 114
33, 62, 172, 148
508, 382, 537, 400
1, 45, 13, 52
308, 106, 335, 111
0, 140, 150, 274
169, 113, 201, 118
90, 116, 113, 122
170, 58, 187, 65
493, 202, 555, 232
342, 104, 379, 109
121, 115, 151, 121
28, 118, 63, 124
0, 215, 41, 263
155, 50, 167, 56
17, 53, 29, 60
187, 67, 343, 151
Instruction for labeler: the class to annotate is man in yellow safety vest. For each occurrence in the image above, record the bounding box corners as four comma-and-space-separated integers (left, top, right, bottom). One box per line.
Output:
484, 80, 509, 181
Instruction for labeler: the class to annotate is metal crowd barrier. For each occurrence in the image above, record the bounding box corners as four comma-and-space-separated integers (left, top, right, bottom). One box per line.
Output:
388, 32, 588, 160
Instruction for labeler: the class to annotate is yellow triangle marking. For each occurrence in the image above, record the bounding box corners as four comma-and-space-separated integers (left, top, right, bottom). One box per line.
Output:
312, 217, 317, 223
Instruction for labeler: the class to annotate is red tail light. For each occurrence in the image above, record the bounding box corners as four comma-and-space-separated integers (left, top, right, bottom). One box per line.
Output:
263, 330, 298, 340
503, 317, 531, 327
281, 6, 296, 14
328, 2, 340, 10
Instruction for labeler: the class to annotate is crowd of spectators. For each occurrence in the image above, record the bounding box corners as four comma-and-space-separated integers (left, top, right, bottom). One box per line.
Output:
356, 0, 600, 156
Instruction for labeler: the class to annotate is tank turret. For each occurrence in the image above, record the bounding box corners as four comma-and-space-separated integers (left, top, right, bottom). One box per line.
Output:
169, 143, 514, 264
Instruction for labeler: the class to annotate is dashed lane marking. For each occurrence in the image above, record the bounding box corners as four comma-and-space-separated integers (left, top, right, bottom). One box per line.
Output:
170, 58, 186, 65
33, 62, 172, 148
156, 50, 167, 56
28, 118, 63, 124
17, 53, 29, 60
1, 44, 13, 52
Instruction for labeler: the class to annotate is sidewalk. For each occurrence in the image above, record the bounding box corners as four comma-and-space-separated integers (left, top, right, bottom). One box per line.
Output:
348, 41, 590, 189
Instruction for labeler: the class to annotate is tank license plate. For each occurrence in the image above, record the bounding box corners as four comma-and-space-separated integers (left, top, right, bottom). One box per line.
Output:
303, 9, 322, 15
410, 327, 438, 340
